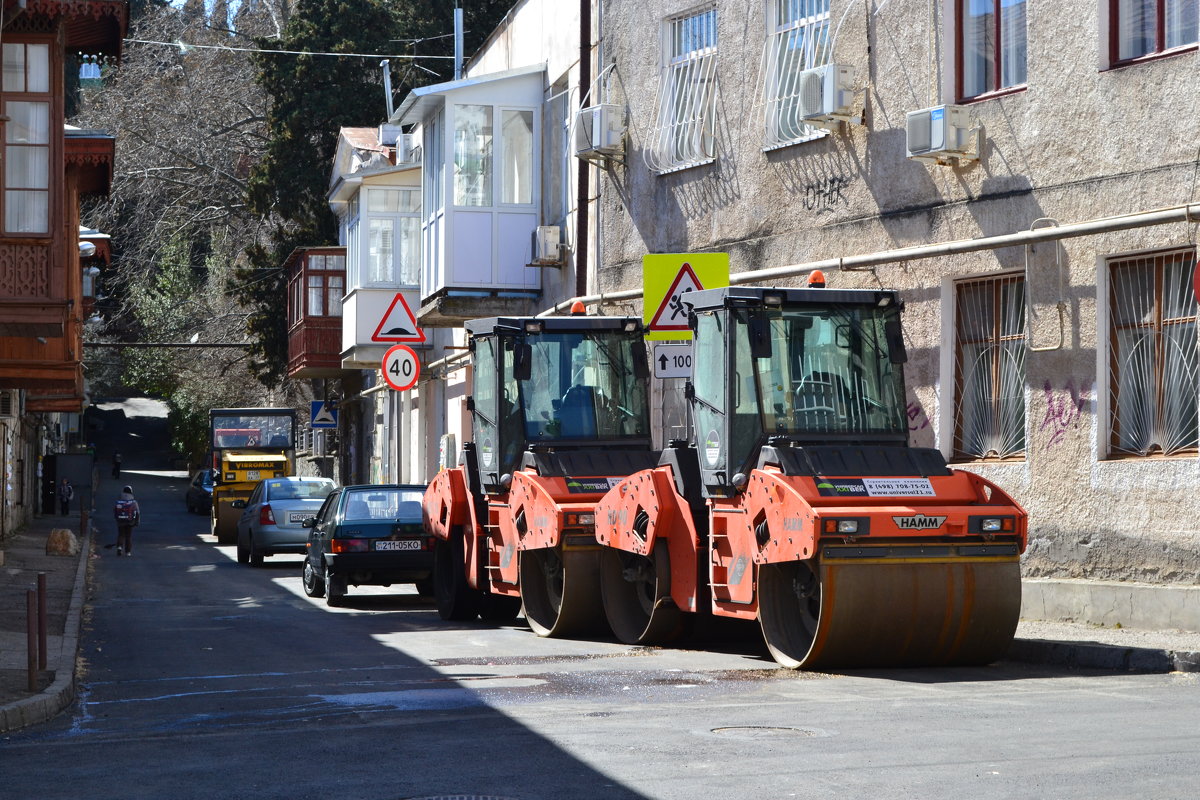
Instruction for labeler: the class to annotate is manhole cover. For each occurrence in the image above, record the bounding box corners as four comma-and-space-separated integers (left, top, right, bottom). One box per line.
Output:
709, 726, 828, 739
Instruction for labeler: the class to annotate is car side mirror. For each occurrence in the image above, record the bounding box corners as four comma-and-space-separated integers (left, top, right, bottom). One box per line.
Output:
231, 499, 247, 509
302, 517, 317, 528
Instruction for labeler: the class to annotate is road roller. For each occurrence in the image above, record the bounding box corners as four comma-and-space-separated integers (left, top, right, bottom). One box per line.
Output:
593, 285, 1028, 668
423, 309, 657, 636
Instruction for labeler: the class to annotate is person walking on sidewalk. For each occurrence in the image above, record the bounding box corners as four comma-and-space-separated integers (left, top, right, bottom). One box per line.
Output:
58, 477, 74, 516
111, 451, 122, 479
114, 485, 141, 556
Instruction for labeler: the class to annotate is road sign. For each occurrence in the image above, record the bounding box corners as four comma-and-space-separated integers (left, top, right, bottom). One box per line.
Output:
382, 344, 420, 391
310, 401, 338, 428
643, 253, 729, 341
652, 342, 693, 379
371, 293, 427, 344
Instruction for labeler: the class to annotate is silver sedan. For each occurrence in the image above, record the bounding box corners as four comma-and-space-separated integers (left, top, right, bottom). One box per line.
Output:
234, 477, 337, 566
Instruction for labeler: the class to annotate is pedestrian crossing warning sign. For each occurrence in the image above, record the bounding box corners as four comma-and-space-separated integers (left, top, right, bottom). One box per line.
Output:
643, 253, 729, 341
371, 293, 427, 344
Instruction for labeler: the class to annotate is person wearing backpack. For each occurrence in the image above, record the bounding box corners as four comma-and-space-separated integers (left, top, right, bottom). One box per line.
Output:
114, 485, 141, 556
59, 477, 74, 516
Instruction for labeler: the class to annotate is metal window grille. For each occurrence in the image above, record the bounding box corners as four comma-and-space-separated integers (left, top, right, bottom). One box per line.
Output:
953, 274, 1027, 460
758, 0, 831, 148
645, 7, 718, 173
1108, 249, 1199, 457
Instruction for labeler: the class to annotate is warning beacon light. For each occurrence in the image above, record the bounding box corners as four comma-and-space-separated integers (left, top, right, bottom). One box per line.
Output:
807, 270, 827, 288
570, 300, 587, 316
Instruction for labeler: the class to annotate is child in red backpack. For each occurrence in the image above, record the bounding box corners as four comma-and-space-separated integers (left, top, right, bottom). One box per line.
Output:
114, 485, 141, 556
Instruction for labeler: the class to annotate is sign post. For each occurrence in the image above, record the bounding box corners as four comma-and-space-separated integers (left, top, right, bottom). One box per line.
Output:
382, 344, 420, 391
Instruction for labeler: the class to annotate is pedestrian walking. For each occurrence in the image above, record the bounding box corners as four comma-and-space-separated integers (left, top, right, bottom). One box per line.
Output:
111, 451, 122, 479
58, 477, 74, 516
113, 484, 141, 556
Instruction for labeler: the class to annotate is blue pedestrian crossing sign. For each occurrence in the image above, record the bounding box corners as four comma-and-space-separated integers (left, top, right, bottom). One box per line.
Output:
310, 401, 338, 429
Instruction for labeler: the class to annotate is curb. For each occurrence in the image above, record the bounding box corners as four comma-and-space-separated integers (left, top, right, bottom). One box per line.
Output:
0, 527, 92, 734
1008, 637, 1200, 673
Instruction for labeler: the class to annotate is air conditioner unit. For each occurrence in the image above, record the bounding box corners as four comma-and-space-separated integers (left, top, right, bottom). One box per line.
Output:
395, 133, 418, 164
0, 389, 18, 418
906, 104, 980, 164
798, 64, 859, 129
530, 225, 563, 266
574, 104, 625, 161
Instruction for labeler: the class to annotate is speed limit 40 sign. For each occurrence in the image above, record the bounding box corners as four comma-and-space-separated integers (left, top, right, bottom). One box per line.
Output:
382, 344, 420, 391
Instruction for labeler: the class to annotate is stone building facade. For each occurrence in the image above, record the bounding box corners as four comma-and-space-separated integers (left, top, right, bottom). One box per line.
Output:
591, 0, 1200, 599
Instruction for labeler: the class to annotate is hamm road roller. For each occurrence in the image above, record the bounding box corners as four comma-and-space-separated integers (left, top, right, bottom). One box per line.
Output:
594, 285, 1028, 668
423, 310, 657, 636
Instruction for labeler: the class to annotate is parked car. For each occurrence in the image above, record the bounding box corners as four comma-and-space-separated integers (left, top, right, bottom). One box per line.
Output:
185, 469, 214, 514
233, 476, 337, 566
301, 484, 433, 606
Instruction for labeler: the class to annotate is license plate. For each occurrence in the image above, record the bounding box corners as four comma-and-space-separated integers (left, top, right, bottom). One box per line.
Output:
289, 512, 312, 523
246, 470, 260, 480
376, 540, 421, 551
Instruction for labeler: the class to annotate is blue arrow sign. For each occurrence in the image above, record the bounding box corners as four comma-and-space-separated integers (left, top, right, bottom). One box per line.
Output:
311, 401, 338, 428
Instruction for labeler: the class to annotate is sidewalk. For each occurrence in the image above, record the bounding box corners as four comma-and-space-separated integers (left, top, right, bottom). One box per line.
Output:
1, 516, 1198, 734
0, 513, 92, 733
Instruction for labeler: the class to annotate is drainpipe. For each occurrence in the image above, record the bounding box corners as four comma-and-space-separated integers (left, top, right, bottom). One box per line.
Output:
574, 0, 591, 299
544, 201, 1200, 314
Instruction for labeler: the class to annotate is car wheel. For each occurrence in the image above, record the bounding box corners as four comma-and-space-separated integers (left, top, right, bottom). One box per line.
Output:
236, 532, 249, 565
303, 558, 325, 598
326, 564, 346, 607
249, 536, 265, 567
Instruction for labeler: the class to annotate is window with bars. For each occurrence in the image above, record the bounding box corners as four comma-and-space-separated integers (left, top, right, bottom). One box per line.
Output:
2, 41, 52, 235
957, 0, 1027, 100
1107, 249, 1198, 457
645, 6, 718, 173
761, 0, 831, 148
953, 274, 1027, 460
1110, 0, 1198, 64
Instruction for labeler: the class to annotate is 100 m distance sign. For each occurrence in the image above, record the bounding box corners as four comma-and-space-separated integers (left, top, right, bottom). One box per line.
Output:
382, 344, 420, 391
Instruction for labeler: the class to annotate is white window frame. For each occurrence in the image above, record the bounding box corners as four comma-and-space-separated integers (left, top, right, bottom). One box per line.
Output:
761, 0, 831, 150
645, 5, 719, 174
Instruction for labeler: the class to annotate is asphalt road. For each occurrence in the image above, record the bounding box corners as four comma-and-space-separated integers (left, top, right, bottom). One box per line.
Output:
3, 394, 1200, 800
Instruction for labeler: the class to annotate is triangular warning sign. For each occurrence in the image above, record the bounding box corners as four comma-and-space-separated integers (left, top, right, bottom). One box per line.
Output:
371, 293, 427, 343
649, 263, 705, 332
312, 403, 336, 426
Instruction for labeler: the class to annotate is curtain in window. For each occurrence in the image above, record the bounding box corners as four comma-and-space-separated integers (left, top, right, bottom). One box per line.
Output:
453, 104, 493, 206
307, 275, 324, 317
1109, 252, 1199, 456
327, 277, 344, 317
368, 219, 395, 283
501, 110, 534, 205
954, 276, 1027, 460
960, 0, 1025, 98
1165, 0, 1199, 48
1118, 0, 1156, 59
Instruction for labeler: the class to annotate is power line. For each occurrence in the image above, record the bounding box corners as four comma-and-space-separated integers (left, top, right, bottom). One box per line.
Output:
126, 38, 458, 60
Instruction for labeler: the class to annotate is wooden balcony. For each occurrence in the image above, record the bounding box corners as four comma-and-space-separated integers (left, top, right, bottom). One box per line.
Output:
285, 247, 347, 379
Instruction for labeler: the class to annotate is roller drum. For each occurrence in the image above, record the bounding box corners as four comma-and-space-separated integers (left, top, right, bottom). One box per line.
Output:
759, 557, 1021, 669
520, 545, 609, 638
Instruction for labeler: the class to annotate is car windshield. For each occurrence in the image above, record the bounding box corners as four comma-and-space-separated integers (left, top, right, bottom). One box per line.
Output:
342, 489, 424, 521
267, 479, 334, 500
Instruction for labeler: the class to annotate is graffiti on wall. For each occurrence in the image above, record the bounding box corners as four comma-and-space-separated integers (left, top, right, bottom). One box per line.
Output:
804, 175, 851, 211
906, 401, 931, 432
1040, 379, 1091, 448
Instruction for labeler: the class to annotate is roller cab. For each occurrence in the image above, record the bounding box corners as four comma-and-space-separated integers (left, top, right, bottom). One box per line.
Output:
423, 312, 656, 636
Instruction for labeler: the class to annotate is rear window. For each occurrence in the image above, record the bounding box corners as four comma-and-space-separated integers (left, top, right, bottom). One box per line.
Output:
342, 489, 424, 521
267, 479, 335, 500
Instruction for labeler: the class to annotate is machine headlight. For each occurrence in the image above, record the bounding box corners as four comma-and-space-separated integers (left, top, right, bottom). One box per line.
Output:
837, 520, 859, 534
980, 518, 1003, 532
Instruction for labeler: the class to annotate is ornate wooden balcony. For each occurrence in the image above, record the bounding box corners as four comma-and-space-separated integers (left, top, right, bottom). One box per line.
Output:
285, 247, 347, 379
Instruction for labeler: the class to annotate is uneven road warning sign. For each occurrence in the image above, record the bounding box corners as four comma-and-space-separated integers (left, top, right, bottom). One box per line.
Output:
371, 293, 427, 344
643, 253, 729, 341
310, 401, 338, 428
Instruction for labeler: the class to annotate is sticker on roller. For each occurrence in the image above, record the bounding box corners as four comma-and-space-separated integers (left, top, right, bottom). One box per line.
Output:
863, 478, 935, 496
705, 430, 721, 466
